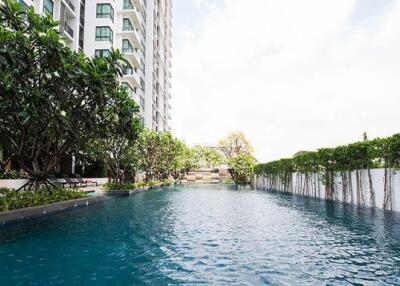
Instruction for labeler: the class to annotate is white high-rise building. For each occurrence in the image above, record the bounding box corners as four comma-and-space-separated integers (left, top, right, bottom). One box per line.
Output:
18, 0, 173, 132
17, 0, 85, 51
83, 0, 173, 131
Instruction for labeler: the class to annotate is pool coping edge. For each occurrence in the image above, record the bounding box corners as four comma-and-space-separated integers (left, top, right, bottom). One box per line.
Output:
0, 196, 106, 226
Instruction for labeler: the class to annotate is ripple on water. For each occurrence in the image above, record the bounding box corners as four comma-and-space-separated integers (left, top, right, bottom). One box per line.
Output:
1, 185, 400, 285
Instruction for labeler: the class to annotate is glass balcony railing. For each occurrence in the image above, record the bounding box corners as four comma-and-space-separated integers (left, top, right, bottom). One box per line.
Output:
123, 67, 134, 76
122, 25, 134, 32
122, 48, 134, 54
123, 0, 134, 10
65, 0, 75, 12
64, 22, 74, 38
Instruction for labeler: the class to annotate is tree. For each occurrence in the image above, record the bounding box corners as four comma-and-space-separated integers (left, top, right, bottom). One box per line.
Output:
191, 146, 222, 168
228, 154, 257, 185
218, 132, 254, 160
137, 129, 165, 181
79, 136, 141, 183
155, 132, 185, 179
0, 1, 141, 190
0, 140, 12, 174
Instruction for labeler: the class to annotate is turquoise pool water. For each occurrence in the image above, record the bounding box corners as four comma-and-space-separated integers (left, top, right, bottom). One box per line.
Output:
1, 184, 400, 285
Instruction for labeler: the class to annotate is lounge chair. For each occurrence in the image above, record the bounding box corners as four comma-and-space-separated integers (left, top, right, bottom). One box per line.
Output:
48, 175, 69, 188
76, 174, 98, 187
62, 175, 80, 188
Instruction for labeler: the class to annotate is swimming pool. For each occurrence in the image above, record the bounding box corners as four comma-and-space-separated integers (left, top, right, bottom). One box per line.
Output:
1, 184, 400, 285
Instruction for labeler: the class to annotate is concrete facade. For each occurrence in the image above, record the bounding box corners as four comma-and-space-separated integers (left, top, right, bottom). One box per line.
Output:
19, 0, 85, 51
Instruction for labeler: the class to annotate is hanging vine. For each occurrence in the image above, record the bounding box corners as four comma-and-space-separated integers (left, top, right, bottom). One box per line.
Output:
254, 134, 400, 210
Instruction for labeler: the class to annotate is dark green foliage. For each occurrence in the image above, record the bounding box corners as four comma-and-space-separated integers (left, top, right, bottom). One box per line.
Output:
103, 180, 164, 191
0, 169, 29, 179
255, 134, 400, 176
0, 188, 87, 212
0, 1, 141, 187
228, 154, 257, 185
137, 129, 187, 181
104, 182, 137, 190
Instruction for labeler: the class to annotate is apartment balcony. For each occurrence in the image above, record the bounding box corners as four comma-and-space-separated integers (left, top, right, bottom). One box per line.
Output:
62, 0, 76, 18
118, 30, 140, 49
122, 49, 140, 69
60, 21, 74, 42
132, 0, 141, 11
122, 69, 140, 87
118, 8, 141, 30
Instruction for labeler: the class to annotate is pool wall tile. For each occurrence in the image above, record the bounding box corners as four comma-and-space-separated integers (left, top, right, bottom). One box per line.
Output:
0, 196, 105, 226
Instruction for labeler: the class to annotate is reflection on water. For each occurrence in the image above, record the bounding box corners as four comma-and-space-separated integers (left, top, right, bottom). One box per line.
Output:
1, 184, 400, 285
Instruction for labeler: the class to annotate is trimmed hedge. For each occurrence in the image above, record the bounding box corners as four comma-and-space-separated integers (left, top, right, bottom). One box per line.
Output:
0, 188, 88, 212
0, 169, 29, 179
255, 134, 400, 176
103, 179, 173, 191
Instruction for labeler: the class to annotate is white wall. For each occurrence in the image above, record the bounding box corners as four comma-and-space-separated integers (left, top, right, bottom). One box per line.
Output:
254, 168, 400, 212
0, 178, 108, 190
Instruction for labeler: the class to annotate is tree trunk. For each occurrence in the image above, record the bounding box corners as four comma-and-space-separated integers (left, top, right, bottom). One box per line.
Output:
342, 172, 347, 204
384, 167, 392, 210
359, 169, 365, 206
367, 168, 375, 208
348, 170, 354, 205
356, 170, 361, 205
383, 166, 388, 210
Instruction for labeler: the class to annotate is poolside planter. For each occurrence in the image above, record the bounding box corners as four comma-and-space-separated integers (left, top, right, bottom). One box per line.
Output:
0, 195, 105, 226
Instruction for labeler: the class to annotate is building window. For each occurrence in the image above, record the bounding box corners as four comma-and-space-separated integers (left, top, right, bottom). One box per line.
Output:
19, 0, 28, 11
122, 39, 134, 53
95, 49, 110, 57
96, 4, 114, 21
95, 26, 113, 42
122, 18, 134, 31
123, 63, 134, 75
43, 0, 54, 16
140, 78, 145, 91
140, 97, 145, 111
123, 0, 134, 10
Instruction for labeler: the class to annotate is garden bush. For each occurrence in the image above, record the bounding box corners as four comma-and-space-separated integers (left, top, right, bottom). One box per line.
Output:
0, 188, 88, 212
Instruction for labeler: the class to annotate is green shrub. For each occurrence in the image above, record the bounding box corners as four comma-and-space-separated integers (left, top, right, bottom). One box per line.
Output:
255, 133, 400, 176
148, 180, 161, 186
162, 179, 175, 186
135, 181, 147, 187
103, 182, 136, 191
104, 179, 171, 191
0, 188, 88, 212
0, 169, 29, 179
228, 154, 257, 185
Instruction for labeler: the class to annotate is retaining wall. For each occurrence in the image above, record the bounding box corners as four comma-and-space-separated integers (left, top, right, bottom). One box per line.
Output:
254, 168, 400, 212
0, 196, 106, 226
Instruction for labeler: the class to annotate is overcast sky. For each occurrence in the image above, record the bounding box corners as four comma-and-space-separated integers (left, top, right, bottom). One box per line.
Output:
170, 0, 400, 162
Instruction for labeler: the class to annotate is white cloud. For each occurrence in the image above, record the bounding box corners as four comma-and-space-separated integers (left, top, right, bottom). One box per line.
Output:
171, 0, 400, 162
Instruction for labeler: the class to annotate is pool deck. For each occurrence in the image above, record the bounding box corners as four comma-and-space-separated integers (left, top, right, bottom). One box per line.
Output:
0, 195, 106, 226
